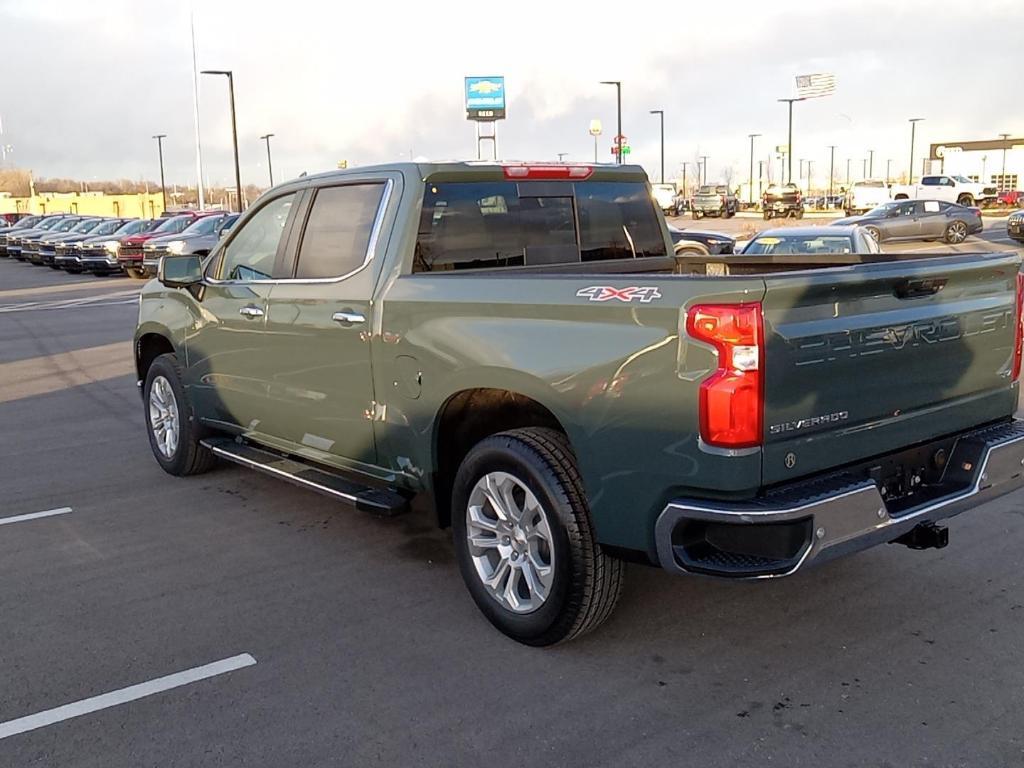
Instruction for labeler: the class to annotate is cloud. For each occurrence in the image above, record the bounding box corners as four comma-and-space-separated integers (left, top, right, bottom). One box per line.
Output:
0, 0, 1021, 188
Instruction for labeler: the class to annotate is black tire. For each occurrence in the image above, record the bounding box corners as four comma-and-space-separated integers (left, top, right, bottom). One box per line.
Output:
956, 194, 974, 207
125, 267, 146, 279
795, 208, 804, 219
763, 211, 772, 220
692, 211, 701, 219
451, 427, 624, 646
863, 225, 882, 243
944, 220, 968, 244
143, 353, 217, 477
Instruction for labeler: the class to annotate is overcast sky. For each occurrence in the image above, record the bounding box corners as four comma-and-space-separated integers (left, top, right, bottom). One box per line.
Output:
1, 0, 1021, 189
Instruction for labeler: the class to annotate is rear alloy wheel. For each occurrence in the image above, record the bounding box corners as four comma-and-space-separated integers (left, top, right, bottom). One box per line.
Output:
945, 220, 968, 244
957, 195, 974, 207
452, 428, 624, 646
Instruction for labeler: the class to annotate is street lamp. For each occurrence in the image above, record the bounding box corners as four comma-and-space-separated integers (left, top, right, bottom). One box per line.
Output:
778, 97, 806, 183
748, 134, 761, 205
908, 118, 924, 184
259, 133, 275, 187
649, 110, 664, 183
588, 119, 602, 163
867, 149, 874, 178
699, 155, 709, 185
886, 158, 893, 183
152, 134, 167, 212
862, 158, 868, 179
202, 69, 243, 212
999, 133, 1011, 191
600, 81, 622, 165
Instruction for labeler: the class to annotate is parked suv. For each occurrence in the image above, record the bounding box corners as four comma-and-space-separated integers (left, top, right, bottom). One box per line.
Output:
691, 184, 737, 218
135, 161, 1024, 646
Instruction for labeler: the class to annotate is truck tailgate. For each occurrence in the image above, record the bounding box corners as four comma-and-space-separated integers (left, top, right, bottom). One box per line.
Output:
761, 252, 1021, 485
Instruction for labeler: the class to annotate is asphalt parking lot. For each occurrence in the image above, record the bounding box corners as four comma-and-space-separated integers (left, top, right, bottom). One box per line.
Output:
3, 248, 1024, 767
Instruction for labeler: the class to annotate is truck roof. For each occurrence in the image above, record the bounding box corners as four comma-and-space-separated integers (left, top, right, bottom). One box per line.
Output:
296, 161, 650, 185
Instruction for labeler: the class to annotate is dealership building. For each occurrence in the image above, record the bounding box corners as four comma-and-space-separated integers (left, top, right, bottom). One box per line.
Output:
926, 135, 1023, 191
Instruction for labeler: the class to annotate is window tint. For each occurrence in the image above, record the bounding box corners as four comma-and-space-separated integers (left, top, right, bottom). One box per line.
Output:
182, 216, 224, 236
414, 180, 664, 272
921, 177, 938, 186
217, 193, 296, 281
294, 184, 384, 279
577, 182, 666, 261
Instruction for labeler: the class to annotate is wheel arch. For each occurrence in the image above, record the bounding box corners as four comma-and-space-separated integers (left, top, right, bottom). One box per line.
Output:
430, 384, 571, 529
134, 327, 177, 384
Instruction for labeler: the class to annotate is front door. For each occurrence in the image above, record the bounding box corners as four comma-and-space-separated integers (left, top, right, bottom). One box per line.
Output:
885, 200, 922, 240
260, 178, 394, 469
186, 191, 300, 432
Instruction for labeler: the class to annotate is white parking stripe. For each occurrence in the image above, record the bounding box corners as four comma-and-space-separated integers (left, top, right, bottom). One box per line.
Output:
0, 507, 72, 526
0, 654, 257, 740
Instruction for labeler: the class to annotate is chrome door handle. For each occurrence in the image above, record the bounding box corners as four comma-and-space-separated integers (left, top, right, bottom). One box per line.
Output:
239, 305, 264, 319
332, 310, 366, 326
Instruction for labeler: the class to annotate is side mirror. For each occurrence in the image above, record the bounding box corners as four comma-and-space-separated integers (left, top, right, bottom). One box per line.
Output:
159, 254, 203, 288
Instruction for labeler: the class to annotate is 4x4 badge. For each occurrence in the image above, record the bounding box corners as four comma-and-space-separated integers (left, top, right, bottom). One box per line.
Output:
576, 286, 662, 303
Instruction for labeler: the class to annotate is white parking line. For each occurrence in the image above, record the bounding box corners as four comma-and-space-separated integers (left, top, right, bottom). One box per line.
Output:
0, 507, 72, 526
0, 654, 257, 740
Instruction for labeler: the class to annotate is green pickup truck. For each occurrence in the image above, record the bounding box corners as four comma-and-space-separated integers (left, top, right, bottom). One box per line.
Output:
135, 161, 1024, 646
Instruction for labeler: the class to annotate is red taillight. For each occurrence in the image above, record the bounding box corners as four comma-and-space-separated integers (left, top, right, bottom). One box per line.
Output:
503, 165, 593, 180
1013, 273, 1024, 381
686, 303, 764, 448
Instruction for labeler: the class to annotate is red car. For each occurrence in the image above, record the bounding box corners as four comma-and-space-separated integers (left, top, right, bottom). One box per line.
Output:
997, 190, 1023, 208
118, 211, 221, 278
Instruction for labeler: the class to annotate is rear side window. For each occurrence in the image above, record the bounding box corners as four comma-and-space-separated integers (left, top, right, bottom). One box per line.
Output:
414, 180, 664, 272
294, 184, 384, 279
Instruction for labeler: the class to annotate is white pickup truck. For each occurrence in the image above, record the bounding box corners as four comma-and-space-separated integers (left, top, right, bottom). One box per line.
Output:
891, 174, 998, 207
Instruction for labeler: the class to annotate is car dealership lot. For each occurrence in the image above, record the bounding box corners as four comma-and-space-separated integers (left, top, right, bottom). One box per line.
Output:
4, 256, 1024, 766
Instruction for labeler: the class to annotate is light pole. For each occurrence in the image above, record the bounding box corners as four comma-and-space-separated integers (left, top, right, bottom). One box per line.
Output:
778, 97, 806, 184
981, 155, 987, 186
680, 161, 689, 200
846, 158, 851, 185
886, 158, 893, 183
862, 158, 868, 179
827, 145, 836, 202
867, 149, 874, 178
699, 155, 709, 185
908, 118, 924, 184
999, 133, 1011, 191
202, 69, 243, 212
748, 133, 761, 205
600, 81, 622, 165
259, 133, 274, 187
152, 134, 167, 212
649, 110, 665, 183
807, 160, 813, 197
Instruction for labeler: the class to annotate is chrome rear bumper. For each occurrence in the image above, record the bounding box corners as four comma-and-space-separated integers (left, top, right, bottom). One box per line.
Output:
656, 421, 1024, 578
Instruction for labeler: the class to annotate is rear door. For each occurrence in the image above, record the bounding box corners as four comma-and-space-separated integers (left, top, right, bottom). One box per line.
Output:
760, 253, 1020, 485
918, 200, 947, 237
258, 176, 396, 468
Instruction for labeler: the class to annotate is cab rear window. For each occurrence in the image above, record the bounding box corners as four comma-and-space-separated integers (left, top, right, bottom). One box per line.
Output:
414, 181, 665, 272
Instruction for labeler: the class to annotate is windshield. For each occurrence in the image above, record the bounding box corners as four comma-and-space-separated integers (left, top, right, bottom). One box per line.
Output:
55, 219, 80, 232
180, 216, 223, 236
114, 219, 146, 235
854, 180, 886, 188
743, 233, 855, 255
16, 216, 42, 228
37, 218, 64, 230
867, 202, 900, 215
952, 175, 973, 184
71, 219, 102, 233
152, 216, 193, 234
697, 185, 713, 195
91, 220, 124, 235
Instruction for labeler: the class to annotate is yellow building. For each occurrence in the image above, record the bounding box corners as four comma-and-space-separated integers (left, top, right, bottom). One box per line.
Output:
0, 191, 166, 218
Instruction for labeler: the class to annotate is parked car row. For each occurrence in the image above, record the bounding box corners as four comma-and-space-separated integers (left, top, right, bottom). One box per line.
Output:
0, 210, 239, 278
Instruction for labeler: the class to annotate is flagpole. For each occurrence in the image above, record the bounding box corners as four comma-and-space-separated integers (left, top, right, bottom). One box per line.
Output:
190, 6, 206, 210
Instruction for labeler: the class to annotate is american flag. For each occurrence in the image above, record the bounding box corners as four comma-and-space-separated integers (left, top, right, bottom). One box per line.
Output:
795, 73, 837, 99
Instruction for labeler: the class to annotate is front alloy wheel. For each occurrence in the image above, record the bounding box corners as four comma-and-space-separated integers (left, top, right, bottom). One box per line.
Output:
148, 375, 180, 459
466, 471, 555, 613
945, 220, 968, 244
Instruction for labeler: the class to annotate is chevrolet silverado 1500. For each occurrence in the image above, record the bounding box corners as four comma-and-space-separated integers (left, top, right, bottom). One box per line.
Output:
135, 161, 1024, 645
